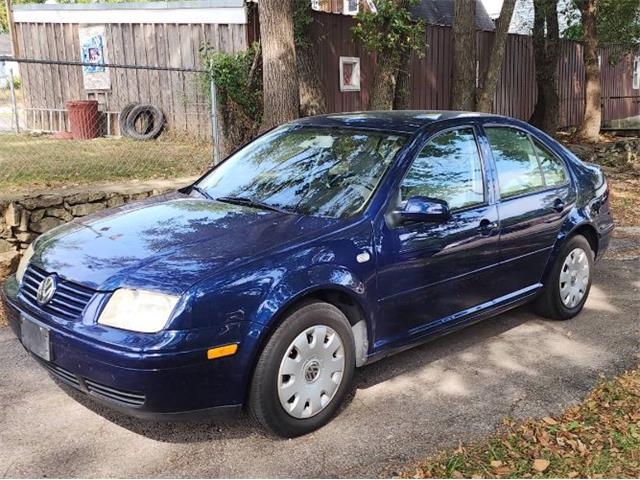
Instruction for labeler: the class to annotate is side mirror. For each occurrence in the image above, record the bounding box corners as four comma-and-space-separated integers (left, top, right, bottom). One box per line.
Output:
397, 196, 451, 224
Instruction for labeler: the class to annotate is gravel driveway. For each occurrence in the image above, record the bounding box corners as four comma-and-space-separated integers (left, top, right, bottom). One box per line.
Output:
1, 232, 638, 478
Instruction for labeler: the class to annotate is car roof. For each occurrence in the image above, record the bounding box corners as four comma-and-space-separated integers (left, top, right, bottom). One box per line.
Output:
292, 110, 504, 135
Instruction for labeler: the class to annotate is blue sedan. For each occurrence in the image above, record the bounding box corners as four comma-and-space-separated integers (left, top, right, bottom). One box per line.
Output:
1, 111, 613, 437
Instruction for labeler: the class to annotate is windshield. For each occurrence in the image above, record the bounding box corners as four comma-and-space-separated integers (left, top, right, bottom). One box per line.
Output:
197, 127, 407, 218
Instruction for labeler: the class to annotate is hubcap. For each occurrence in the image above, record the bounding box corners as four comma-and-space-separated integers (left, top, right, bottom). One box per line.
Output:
277, 325, 345, 419
559, 247, 590, 309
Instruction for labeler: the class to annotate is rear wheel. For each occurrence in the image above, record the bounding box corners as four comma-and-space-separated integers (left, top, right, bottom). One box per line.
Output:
248, 302, 355, 437
534, 234, 594, 320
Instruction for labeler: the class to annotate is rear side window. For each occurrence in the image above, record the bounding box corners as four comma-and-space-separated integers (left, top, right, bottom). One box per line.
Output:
533, 140, 567, 187
485, 127, 544, 198
400, 128, 484, 210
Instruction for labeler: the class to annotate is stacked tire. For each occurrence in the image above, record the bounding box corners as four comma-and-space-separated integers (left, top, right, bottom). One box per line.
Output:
119, 103, 164, 140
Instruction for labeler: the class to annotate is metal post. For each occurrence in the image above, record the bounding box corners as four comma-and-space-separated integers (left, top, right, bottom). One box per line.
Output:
209, 77, 221, 166
8, 67, 20, 133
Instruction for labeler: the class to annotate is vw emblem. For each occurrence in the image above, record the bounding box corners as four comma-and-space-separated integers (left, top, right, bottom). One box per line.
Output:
36, 275, 57, 305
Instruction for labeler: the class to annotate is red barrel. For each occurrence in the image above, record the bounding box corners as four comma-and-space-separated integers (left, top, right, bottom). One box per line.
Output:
66, 100, 99, 140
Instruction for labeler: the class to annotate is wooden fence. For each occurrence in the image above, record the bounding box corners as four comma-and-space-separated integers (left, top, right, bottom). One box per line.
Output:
11, 8, 640, 136
310, 12, 640, 128
13, 19, 246, 136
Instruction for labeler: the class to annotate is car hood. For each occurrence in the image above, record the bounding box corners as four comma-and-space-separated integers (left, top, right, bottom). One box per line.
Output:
33, 193, 341, 293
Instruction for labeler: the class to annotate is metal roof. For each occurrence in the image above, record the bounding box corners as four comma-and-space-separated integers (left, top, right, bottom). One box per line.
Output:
409, 0, 496, 32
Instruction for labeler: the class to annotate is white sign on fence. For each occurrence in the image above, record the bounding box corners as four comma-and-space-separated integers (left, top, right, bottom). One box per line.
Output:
79, 25, 111, 91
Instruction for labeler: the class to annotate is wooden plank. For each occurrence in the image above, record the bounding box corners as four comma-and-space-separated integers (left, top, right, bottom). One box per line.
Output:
122, 23, 140, 105
15, 23, 32, 128
154, 22, 173, 132
146, 24, 163, 113
167, 23, 186, 133
179, 23, 196, 136
133, 23, 151, 103
70, 24, 86, 100
48, 22, 64, 130
53, 23, 68, 130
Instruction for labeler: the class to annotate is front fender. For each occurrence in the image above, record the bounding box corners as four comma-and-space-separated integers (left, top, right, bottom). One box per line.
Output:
252, 262, 369, 327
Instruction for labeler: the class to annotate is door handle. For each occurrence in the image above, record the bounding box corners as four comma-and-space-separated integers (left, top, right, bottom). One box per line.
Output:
553, 198, 565, 212
478, 218, 498, 236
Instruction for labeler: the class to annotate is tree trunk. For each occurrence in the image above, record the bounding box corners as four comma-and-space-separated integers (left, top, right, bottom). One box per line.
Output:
297, 42, 327, 117
393, 50, 412, 110
476, 0, 516, 112
577, 0, 601, 142
258, 0, 300, 131
530, 0, 560, 133
369, 55, 400, 110
451, 0, 476, 111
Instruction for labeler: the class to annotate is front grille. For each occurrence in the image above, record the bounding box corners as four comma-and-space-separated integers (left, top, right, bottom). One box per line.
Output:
38, 359, 146, 407
85, 379, 146, 407
40, 361, 82, 390
20, 265, 96, 320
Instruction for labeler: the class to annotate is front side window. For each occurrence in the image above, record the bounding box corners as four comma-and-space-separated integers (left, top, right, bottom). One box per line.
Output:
533, 140, 567, 187
634, 56, 640, 90
197, 127, 406, 218
400, 128, 484, 210
485, 127, 544, 198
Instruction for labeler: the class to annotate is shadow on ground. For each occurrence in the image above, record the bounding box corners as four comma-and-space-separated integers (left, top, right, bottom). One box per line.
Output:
0, 233, 638, 478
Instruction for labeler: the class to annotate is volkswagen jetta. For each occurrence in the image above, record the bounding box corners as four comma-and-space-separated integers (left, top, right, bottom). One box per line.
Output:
1, 111, 614, 437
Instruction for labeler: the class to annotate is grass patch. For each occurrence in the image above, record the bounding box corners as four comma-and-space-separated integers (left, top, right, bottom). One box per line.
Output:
402, 367, 640, 478
0, 133, 212, 192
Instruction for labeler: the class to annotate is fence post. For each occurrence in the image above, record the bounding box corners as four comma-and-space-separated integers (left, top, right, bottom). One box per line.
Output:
8, 66, 20, 133
209, 77, 221, 166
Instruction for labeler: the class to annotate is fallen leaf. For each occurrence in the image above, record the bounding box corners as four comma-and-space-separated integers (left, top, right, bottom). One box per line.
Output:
452, 470, 464, 478
490, 460, 503, 468
568, 471, 579, 478
532, 459, 550, 472
495, 466, 512, 476
543, 417, 558, 425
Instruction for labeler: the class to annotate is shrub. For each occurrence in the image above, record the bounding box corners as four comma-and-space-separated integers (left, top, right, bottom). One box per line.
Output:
201, 43, 263, 155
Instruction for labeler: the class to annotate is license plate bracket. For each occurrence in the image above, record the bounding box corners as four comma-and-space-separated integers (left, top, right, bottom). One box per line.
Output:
20, 315, 51, 362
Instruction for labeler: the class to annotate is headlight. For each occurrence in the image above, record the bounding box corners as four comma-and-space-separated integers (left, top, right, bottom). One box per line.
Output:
97, 289, 179, 333
16, 243, 35, 285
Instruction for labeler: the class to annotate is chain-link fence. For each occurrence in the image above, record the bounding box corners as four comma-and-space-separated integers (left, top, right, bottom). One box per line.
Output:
0, 57, 219, 192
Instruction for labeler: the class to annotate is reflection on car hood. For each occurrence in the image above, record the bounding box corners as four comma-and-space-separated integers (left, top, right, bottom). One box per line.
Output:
33, 193, 340, 293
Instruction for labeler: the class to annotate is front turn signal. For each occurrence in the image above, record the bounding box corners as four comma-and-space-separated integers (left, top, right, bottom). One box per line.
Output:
207, 344, 238, 360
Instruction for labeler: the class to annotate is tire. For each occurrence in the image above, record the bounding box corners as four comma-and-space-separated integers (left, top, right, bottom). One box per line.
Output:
534, 234, 594, 320
124, 104, 165, 140
118, 102, 138, 137
248, 301, 355, 437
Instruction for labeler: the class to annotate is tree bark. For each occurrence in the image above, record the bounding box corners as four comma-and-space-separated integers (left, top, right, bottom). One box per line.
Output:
297, 42, 327, 117
476, 0, 516, 112
530, 0, 560, 134
258, 0, 300, 131
577, 0, 601, 142
451, 0, 476, 111
369, 55, 400, 110
393, 50, 412, 110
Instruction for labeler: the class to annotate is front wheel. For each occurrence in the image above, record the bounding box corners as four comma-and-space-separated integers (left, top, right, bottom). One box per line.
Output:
248, 302, 355, 437
534, 234, 594, 320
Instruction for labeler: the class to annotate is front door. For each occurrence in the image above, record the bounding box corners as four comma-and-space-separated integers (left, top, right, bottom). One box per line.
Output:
374, 126, 502, 351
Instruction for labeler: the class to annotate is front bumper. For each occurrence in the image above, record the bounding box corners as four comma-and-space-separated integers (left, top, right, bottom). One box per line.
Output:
2, 276, 266, 420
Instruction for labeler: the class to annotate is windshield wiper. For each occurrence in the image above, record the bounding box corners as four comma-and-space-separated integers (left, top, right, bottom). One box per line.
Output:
216, 196, 291, 214
191, 185, 213, 200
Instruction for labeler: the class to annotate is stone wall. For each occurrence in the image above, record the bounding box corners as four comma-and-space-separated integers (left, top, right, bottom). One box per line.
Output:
0, 178, 192, 278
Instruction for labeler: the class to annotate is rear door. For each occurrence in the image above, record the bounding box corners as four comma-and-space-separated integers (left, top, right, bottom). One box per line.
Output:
482, 126, 574, 295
